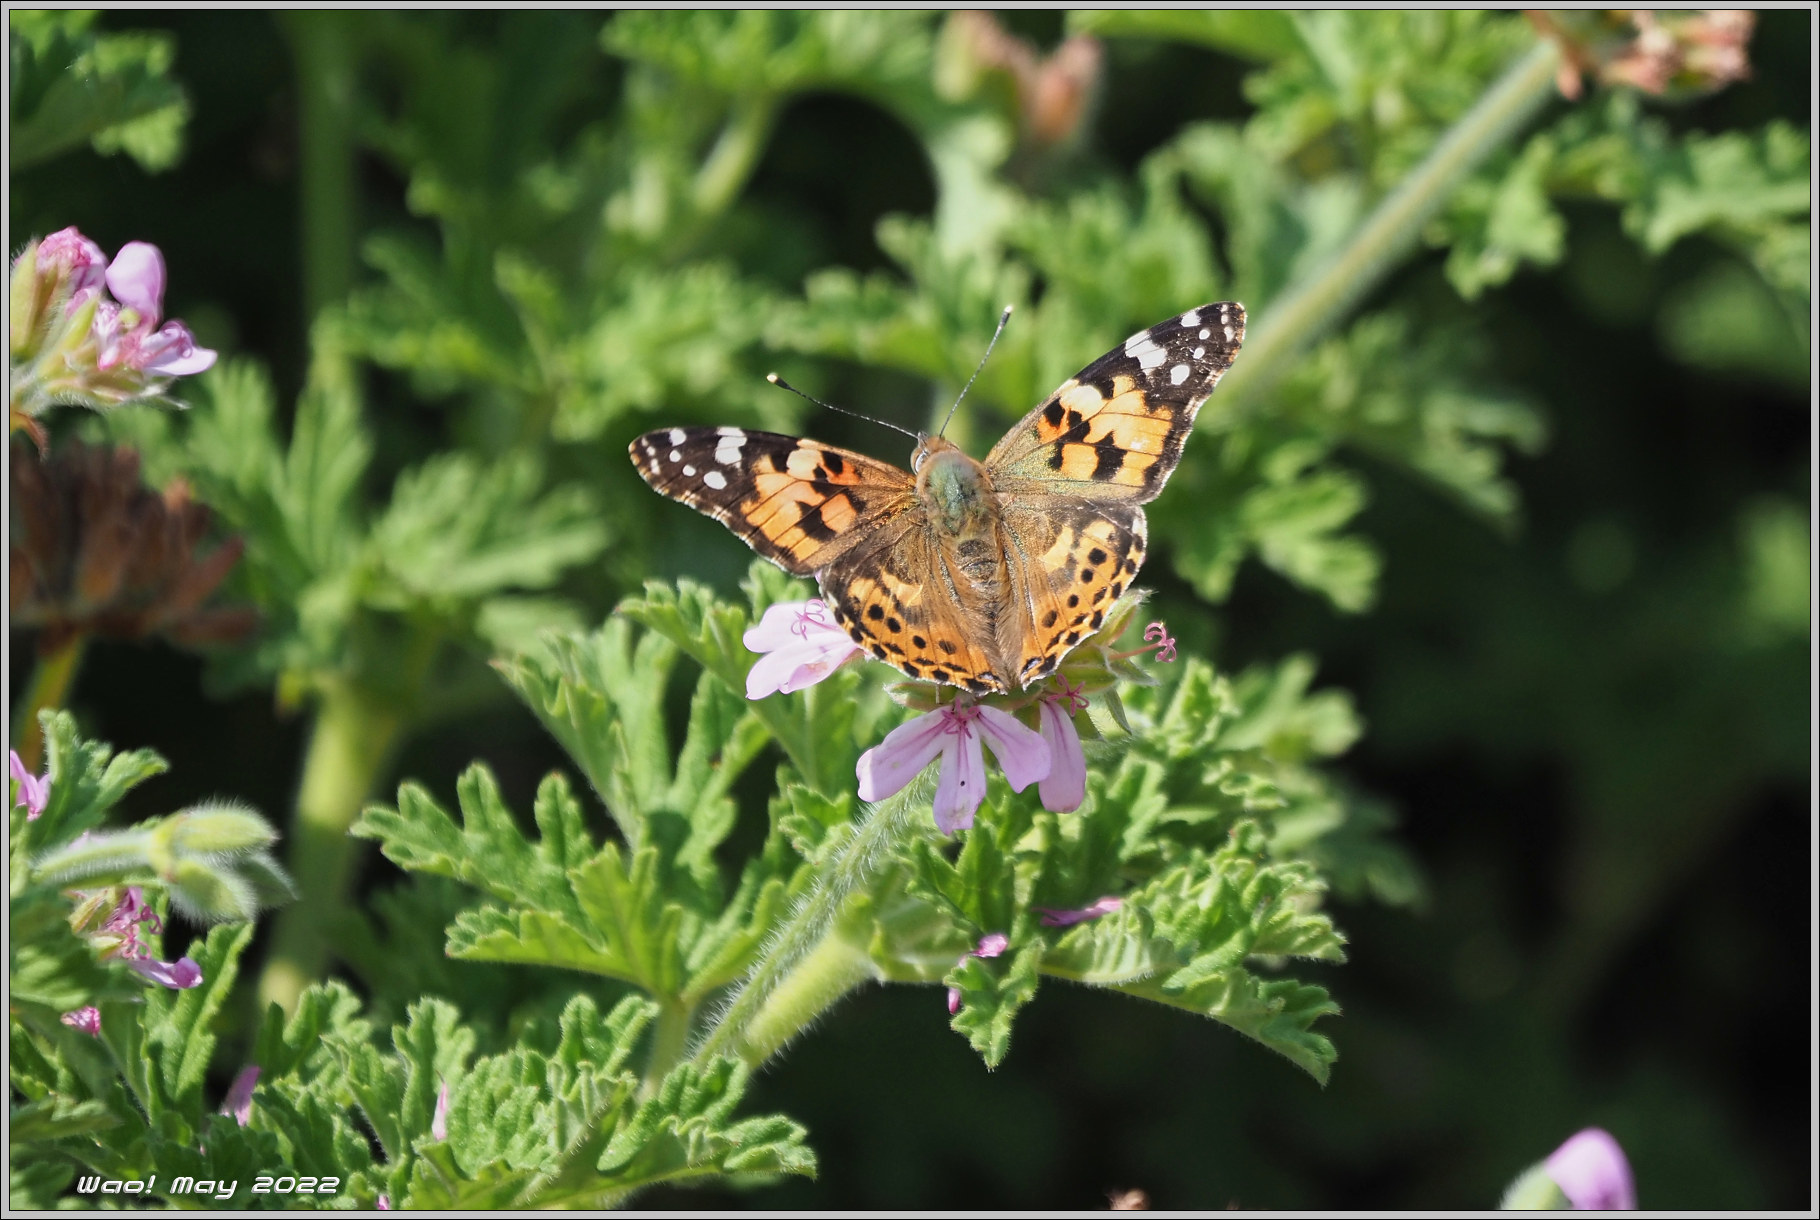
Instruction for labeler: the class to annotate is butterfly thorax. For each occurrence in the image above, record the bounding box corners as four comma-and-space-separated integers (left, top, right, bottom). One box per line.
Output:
914, 437, 998, 537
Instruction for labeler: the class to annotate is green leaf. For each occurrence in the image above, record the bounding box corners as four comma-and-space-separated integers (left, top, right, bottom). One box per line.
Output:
369, 452, 608, 607
9, 11, 191, 171
947, 941, 1041, 1068
140, 923, 254, 1116
590, 1057, 816, 1203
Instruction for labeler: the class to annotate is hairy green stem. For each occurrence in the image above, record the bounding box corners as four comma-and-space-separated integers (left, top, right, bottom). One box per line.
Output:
12, 633, 88, 772
283, 11, 360, 321
691, 784, 921, 1066
1217, 38, 1563, 406
256, 678, 401, 1015
740, 918, 877, 1064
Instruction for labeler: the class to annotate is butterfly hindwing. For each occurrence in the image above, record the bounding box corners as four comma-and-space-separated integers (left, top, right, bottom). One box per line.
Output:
985, 302, 1244, 502
998, 500, 1147, 687
822, 524, 1008, 695
630, 426, 914, 575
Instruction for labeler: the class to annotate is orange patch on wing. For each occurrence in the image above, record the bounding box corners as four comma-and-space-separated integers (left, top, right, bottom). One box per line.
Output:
1057, 444, 1104, 480
819, 492, 858, 532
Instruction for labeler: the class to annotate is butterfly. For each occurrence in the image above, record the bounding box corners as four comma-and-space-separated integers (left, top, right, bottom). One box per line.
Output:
630, 302, 1245, 695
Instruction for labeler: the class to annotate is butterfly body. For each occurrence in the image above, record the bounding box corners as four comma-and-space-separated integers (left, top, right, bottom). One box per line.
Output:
631, 302, 1245, 694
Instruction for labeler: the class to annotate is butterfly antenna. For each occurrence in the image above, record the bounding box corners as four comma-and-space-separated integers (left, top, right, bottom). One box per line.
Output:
937, 304, 1014, 439
765, 374, 920, 442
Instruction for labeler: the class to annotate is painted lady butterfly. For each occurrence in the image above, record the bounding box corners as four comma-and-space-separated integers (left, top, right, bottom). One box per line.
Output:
631, 302, 1245, 694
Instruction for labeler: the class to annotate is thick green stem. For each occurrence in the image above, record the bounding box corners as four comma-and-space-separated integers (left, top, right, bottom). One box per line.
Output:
12, 633, 88, 772
1216, 38, 1563, 406
740, 919, 877, 1064
691, 97, 779, 221
691, 784, 921, 1067
640, 997, 695, 1099
282, 11, 360, 321
256, 678, 401, 1015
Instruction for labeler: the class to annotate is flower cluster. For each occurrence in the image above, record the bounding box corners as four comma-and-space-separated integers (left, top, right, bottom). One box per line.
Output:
1531, 10, 1755, 101
743, 593, 1176, 834
10, 227, 217, 439
73, 885, 203, 990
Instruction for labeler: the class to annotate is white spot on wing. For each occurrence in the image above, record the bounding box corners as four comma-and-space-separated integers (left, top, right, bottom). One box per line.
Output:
1124, 330, 1167, 372
669, 428, 686, 444
713, 431, 747, 466
703, 470, 728, 490
1192, 346, 1204, 359
670, 449, 682, 463
1224, 325, 1235, 341
1169, 363, 1190, 386
1180, 309, 1200, 327
1198, 328, 1210, 340
683, 464, 695, 476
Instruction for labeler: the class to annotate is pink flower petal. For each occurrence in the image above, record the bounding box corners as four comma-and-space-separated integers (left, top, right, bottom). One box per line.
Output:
104, 241, 166, 320
975, 705, 1050, 793
138, 321, 216, 376
60, 1006, 102, 1037
38, 227, 109, 292
432, 1078, 451, 1141
744, 600, 862, 698
220, 1065, 260, 1126
743, 600, 825, 651
1037, 895, 1123, 926
946, 986, 962, 1014
856, 709, 951, 802
1036, 699, 1086, 813
932, 726, 987, 834
128, 955, 203, 989
10, 750, 49, 818
1546, 1128, 1636, 1210
973, 932, 1009, 958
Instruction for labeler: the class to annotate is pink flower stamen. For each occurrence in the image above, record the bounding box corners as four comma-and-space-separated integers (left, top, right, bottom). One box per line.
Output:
1143, 621, 1177, 663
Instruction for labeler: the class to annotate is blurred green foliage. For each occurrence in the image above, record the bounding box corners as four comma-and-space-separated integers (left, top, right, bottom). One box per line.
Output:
9, 8, 1808, 1210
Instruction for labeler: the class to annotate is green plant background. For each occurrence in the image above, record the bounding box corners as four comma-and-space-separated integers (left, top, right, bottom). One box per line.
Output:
9, 10, 1808, 1209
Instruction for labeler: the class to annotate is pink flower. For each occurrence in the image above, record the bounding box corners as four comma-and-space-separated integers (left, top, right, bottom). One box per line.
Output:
1143, 621, 1177, 663
378, 1197, 391, 1211
60, 1006, 102, 1037
1037, 895, 1123, 927
857, 701, 1050, 834
743, 599, 864, 698
102, 886, 163, 940
220, 1065, 260, 1126
93, 240, 216, 377
1545, 1128, 1636, 1210
1036, 679, 1087, 813
128, 955, 203, 989
11, 751, 49, 819
432, 1078, 451, 1140
37, 227, 109, 295
947, 932, 1010, 1014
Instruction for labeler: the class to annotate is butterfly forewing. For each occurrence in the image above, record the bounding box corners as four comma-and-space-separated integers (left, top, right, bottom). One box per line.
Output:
630, 426, 914, 575
986, 302, 1245, 502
